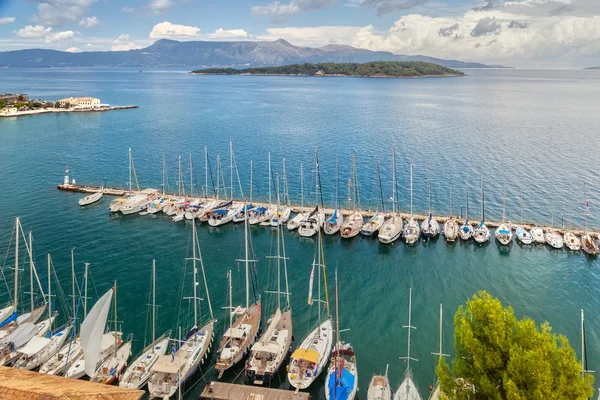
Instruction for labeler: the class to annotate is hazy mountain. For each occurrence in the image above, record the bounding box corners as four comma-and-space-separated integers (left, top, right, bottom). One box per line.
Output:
0, 39, 507, 69
584, 66, 600, 69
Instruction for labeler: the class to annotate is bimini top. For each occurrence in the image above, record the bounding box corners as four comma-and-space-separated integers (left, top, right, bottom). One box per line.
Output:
499, 229, 510, 235
18, 336, 51, 356
291, 349, 320, 364
327, 366, 356, 400
211, 209, 228, 215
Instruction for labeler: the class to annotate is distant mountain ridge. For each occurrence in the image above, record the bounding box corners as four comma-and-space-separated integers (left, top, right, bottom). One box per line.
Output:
0, 38, 507, 69
584, 66, 600, 69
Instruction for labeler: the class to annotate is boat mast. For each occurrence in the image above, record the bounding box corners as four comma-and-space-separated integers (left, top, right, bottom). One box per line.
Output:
177, 155, 182, 196
192, 222, 198, 327
335, 157, 339, 210
300, 163, 304, 208
228, 270, 233, 329
410, 163, 413, 217
204, 145, 208, 199
520, 190, 523, 225
568, 193, 572, 231
449, 186, 453, 218
377, 155, 384, 213
152, 259, 156, 342
400, 287, 417, 372
502, 184, 506, 223
466, 184, 469, 223
13, 217, 19, 312
114, 280, 117, 355
189, 153, 193, 197
584, 183, 589, 233
268, 152, 272, 205
84, 262, 89, 318
335, 268, 340, 350
481, 176, 485, 222
128, 147, 132, 193
71, 248, 75, 334
245, 207, 250, 309
47, 254, 52, 328
347, 178, 351, 212
432, 302, 449, 360
197, 230, 213, 321
352, 153, 358, 212
29, 232, 34, 312
392, 146, 396, 214
316, 148, 324, 209
230, 141, 234, 200
283, 158, 290, 206
250, 160, 253, 203
276, 173, 281, 311
216, 153, 221, 200
428, 172, 432, 215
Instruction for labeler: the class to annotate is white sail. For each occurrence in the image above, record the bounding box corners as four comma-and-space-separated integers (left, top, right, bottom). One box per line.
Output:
80, 288, 113, 377
308, 265, 315, 305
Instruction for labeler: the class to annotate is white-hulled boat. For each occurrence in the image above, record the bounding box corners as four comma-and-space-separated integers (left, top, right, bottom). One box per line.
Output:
121, 189, 157, 215
0, 323, 38, 366
341, 212, 363, 239
393, 287, 422, 400
148, 221, 215, 398
443, 186, 459, 242
367, 365, 392, 400
40, 337, 83, 375
531, 227, 545, 244
428, 303, 449, 400
362, 212, 385, 237
379, 148, 402, 244
459, 184, 473, 241
208, 201, 240, 227
246, 217, 293, 385
325, 270, 358, 400
563, 194, 580, 251
270, 206, 291, 226
288, 229, 333, 390
514, 191, 532, 245
288, 212, 308, 231
473, 176, 490, 245
109, 197, 127, 213
249, 205, 272, 225
421, 177, 440, 239
79, 191, 103, 206
581, 184, 598, 256
299, 207, 323, 238
495, 192, 513, 246
325, 210, 343, 235
233, 204, 254, 223
404, 163, 420, 245
545, 197, 563, 249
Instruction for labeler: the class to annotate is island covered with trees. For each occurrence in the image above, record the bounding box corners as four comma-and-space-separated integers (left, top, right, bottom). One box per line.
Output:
191, 61, 465, 78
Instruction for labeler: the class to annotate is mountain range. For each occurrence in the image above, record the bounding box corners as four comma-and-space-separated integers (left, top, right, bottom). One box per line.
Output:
0, 39, 507, 69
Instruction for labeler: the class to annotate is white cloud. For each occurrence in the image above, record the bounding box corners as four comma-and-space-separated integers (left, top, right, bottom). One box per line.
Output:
252, 0, 336, 20
14, 25, 53, 39
112, 34, 141, 51
150, 0, 174, 13
206, 28, 250, 39
79, 16, 99, 28
0, 17, 16, 25
149, 21, 201, 38
121, 7, 135, 12
45, 30, 80, 43
66, 47, 81, 52
32, 0, 97, 27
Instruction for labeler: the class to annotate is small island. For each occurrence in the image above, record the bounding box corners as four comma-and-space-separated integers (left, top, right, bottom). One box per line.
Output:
190, 61, 465, 78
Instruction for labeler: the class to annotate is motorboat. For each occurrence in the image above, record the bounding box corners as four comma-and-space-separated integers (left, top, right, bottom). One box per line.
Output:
378, 215, 403, 244
361, 212, 385, 237
79, 191, 103, 206
515, 226, 533, 245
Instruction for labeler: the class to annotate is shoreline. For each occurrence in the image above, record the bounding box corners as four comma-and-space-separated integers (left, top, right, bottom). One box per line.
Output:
189, 72, 463, 78
0, 105, 138, 118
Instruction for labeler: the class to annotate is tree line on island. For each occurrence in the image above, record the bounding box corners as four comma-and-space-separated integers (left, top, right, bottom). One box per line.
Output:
191, 61, 465, 77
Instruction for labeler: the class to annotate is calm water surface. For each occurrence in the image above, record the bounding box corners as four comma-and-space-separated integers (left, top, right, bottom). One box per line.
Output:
1, 68, 600, 398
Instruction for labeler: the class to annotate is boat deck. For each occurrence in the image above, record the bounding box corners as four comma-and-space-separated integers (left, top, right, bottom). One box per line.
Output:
199, 381, 311, 400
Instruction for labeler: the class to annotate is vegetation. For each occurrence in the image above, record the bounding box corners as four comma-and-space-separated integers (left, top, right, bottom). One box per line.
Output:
192, 61, 464, 77
437, 291, 593, 399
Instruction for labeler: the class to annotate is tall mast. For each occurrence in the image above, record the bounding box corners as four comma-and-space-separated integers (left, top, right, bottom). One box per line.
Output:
276, 173, 281, 311
335, 157, 339, 210
410, 163, 413, 217
114, 280, 117, 353
502, 184, 506, 223
13, 217, 19, 311
466, 184, 469, 223
204, 145, 208, 199
152, 259, 156, 342
335, 269, 340, 349
244, 206, 250, 309
29, 231, 34, 313
377, 155, 384, 212
128, 147, 132, 193
449, 186, 453, 218
317, 230, 322, 322
177, 155, 182, 196
400, 287, 417, 372
283, 158, 290, 206
230, 141, 234, 200
162, 154, 166, 196
71, 248, 75, 333
300, 163, 304, 208
216, 153, 221, 200
584, 183, 589, 233
481, 176, 485, 222
84, 262, 89, 318
520, 190, 523, 225
432, 302, 449, 360
250, 160, 253, 203
192, 222, 198, 327
189, 153, 193, 197
228, 271, 233, 330
47, 254, 52, 327
392, 146, 396, 214
428, 172, 432, 214
352, 154, 357, 211
268, 152, 272, 204
316, 149, 324, 208
347, 178, 351, 211
568, 193, 572, 230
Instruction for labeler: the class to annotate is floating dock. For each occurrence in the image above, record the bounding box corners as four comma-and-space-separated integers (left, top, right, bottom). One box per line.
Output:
0, 366, 144, 400
199, 381, 311, 400
57, 183, 599, 237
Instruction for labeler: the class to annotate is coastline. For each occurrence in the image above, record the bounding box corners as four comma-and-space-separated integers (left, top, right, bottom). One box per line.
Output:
189, 72, 463, 78
0, 105, 138, 118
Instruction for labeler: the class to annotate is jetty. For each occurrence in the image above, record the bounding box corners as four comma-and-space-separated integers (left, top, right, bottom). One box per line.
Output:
0, 366, 144, 400
199, 381, 311, 400
56, 182, 599, 238
0, 105, 138, 118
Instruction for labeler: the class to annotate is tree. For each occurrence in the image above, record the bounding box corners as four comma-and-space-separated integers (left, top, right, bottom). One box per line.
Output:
437, 291, 594, 400
0, 100, 5, 108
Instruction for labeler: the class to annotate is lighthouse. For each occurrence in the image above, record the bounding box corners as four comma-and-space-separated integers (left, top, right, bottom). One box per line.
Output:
63, 165, 70, 185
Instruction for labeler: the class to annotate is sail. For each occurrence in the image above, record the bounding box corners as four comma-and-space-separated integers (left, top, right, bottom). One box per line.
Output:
2, 323, 38, 348
308, 265, 315, 305
80, 288, 113, 377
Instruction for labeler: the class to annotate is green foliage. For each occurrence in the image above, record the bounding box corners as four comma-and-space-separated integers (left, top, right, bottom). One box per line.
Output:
0, 100, 5, 108
437, 291, 594, 400
192, 61, 464, 77
31, 102, 42, 108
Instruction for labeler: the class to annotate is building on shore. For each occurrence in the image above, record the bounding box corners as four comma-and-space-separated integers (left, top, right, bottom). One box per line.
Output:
1, 107, 18, 116
57, 97, 101, 109
0, 93, 28, 104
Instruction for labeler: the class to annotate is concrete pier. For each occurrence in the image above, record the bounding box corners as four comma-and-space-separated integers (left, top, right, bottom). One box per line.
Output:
199, 381, 311, 400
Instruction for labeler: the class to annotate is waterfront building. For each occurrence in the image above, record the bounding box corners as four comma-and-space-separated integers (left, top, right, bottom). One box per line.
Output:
57, 97, 101, 109
0, 93, 29, 104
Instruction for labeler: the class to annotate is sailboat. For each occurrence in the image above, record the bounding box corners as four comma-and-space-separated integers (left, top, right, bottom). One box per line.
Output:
250, 152, 276, 225
443, 186, 459, 242
270, 158, 292, 226
404, 163, 420, 245
495, 186, 513, 246
580, 309, 593, 390
367, 364, 392, 400
379, 146, 403, 244
120, 260, 171, 390
362, 156, 386, 237
393, 287, 422, 400
582, 184, 598, 256
147, 155, 170, 214
299, 150, 325, 237
325, 158, 344, 235
91, 282, 133, 384
79, 190, 103, 206
473, 176, 490, 244
421, 173, 440, 239
287, 228, 333, 389
545, 195, 563, 250
215, 210, 261, 377
324, 270, 358, 400
564, 194, 581, 251
148, 221, 215, 398
515, 191, 533, 245
341, 154, 363, 239
459, 184, 474, 241
288, 162, 310, 231
428, 303, 449, 400
209, 142, 245, 226
246, 195, 293, 385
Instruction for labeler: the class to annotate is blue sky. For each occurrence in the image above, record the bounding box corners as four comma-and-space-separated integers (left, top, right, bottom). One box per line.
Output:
0, 0, 599, 67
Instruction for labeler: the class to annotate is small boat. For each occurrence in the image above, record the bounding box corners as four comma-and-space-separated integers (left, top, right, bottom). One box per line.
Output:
393, 287, 422, 400
495, 188, 512, 246
404, 163, 420, 245
515, 226, 533, 245
287, 229, 333, 390
362, 212, 385, 237
299, 207, 324, 238
324, 270, 358, 400
459, 184, 473, 241
473, 177, 490, 245
324, 210, 343, 235
79, 191, 103, 206
564, 194, 580, 251
367, 365, 392, 400
581, 184, 598, 256
530, 227, 545, 244
421, 177, 439, 239
443, 186, 459, 242
545, 196, 563, 249
341, 212, 363, 239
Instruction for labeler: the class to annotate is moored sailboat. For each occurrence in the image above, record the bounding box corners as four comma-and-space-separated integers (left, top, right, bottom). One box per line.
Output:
564, 194, 581, 251
341, 154, 363, 239
545, 196, 563, 250
288, 163, 309, 231
443, 186, 459, 242
581, 184, 598, 256
404, 163, 420, 245
367, 364, 392, 400
393, 287, 422, 400
495, 186, 513, 246
421, 174, 440, 239
379, 147, 402, 244
362, 156, 386, 237
515, 191, 533, 245
459, 184, 474, 241
473, 176, 490, 244
325, 158, 343, 235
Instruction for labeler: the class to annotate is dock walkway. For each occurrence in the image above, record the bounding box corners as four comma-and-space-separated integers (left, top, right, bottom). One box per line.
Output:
199, 381, 311, 400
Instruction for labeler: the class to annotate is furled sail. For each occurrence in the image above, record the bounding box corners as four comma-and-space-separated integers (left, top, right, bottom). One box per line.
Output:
81, 288, 113, 377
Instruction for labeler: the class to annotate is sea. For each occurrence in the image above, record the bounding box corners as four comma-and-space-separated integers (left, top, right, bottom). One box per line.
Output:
1, 67, 600, 398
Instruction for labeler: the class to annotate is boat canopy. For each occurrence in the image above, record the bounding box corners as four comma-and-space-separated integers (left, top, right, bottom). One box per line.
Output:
18, 335, 51, 356
499, 229, 510, 235
151, 354, 188, 374
251, 342, 280, 354
253, 207, 266, 213
291, 349, 319, 363
2, 323, 38, 348
327, 367, 356, 400
211, 209, 228, 215
224, 327, 246, 339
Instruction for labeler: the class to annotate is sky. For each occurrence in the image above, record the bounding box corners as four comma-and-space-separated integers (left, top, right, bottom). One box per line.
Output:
0, 0, 599, 67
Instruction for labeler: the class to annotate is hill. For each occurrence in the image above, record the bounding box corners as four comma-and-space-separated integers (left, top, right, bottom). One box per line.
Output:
0, 39, 506, 69
191, 61, 464, 78
584, 66, 600, 69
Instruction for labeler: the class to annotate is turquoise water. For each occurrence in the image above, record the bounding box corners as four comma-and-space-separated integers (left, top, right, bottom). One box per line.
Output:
1, 68, 600, 398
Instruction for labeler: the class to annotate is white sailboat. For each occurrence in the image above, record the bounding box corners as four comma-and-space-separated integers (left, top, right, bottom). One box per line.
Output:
393, 287, 422, 400
0, 218, 20, 328
270, 158, 292, 226
148, 220, 215, 399
459, 184, 474, 241
443, 186, 459, 242
341, 154, 363, 239
299, 150, 326, 237
515, 191, 533, 245
120, 260, 171, 390
287, 228, 333, 390
421, 174, 440, 239
288, 162, 309, 231
495, 186, 513, 246
362, 156, 386, 237
564, 194, 581, 251
530, 226, 545, 244
246, 194, 293, 385
79, 191, 103, 206
324, 270, 358, 400
367, 364, 392, 400
473, 176, 490, 244
215, 211, 261, 377
428, 303, 449, 400
581, 184, 598, 256
545, 196, 563, 250
379, 146, 403, 244
325, 158, 344, 235
404, 163, 420, 245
